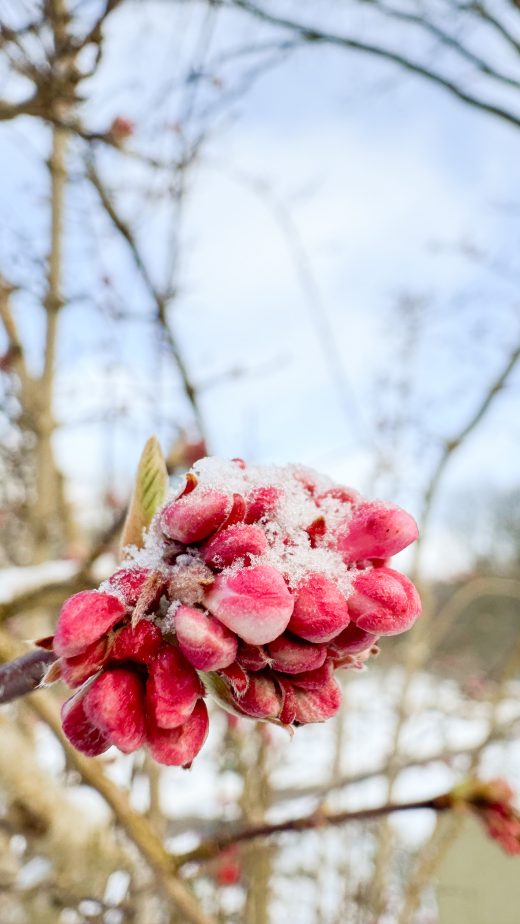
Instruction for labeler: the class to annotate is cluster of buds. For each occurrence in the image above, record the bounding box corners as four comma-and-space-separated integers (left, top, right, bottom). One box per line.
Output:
48, 458, 421, 767
448, 778, 520, 856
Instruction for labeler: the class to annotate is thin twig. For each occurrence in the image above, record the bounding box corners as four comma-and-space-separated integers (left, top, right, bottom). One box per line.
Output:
172, 795, 452, 868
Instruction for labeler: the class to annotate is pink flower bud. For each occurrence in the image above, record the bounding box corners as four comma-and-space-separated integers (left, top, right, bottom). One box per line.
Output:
292, 674, 342, 724
327, 623, 378, 663
214, 846, 242, 886
220, 493, 247, 529
245, 485, 281, 523
317, 486, 358, 505
236, 641, 270, 671
278, 678, 298, 725
288, 574, 350, 643
204, 565, 294, 645
147, 700, 209, 767
110, 619, 163, 664
231, 672, 282, 719
84, 668, 146, 753
201, 523, 267, 568
218, 661, 250, 696
267, 634, 326, 674
290, 661, 333, 691
174, 605, 238, 670
306, 516, 326, 548
61, 637, 111, 688
336, 502, 418, 562
146, 645, 203, 729
348, 567, 421, 635
54, 591, 125, 658
106, 567, 151, 605
61, 689, 111, 757
161, 488, 232, 543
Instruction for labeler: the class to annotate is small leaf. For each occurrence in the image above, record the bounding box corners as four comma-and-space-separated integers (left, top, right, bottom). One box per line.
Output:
121, 436, 168, 555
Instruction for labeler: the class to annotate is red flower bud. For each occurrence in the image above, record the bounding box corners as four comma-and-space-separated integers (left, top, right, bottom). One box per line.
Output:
201, 523, 267, 568
267, 633, 326, 674
348, 567, 421, 635
337, 502, 418, 562
175, 605, 238, 670
245, 485, 281, 523
327, 623, 378, 663
54, 591, 125, 658
110, 619, 163, 664
231, 672, 282, 719
236, 641, 270, 671
61, 689, 111, 757
161, 488, 232, 543
288, 574, 350, 643
61, 636, 111, 688
105, 567, 151, 606
84, 668, 146, 753
146, 645, 203, 729
204, 565, 294, 645
147, 700, 209, 767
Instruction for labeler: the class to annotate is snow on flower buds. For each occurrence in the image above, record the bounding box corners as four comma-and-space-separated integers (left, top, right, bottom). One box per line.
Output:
51, 457, 420, 766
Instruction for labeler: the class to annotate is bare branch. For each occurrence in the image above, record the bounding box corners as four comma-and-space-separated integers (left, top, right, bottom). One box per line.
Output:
86, 156, 206, 440
173, 794, 452, 868
225, 0, 520, 131
0, 648, 56, 703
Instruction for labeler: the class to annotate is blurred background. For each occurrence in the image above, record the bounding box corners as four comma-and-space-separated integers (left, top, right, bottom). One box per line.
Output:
0, 1, 520, 922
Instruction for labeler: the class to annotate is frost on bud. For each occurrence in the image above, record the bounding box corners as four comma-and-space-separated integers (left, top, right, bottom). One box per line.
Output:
245, 485, 281, 523
231, 672, 282, 719
53, 591, 125, 658
61, 689, 111, 757
204, 565, 294, 645
52, 454, 421, 765
146, 645, 203, 729
267, 633, 326, 674
106, 567, 151, 606
348, 567, 421, 635
84, 668, 146, 753
147, 700, 209, 767
288, 574, 350, 643
201, 524, 267, 568
161, 488, 231, 543
337, 502, 418, 562
175, 605, 238, 670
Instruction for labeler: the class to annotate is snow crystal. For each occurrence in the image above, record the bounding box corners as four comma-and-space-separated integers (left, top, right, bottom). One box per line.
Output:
191, 458, 357, 596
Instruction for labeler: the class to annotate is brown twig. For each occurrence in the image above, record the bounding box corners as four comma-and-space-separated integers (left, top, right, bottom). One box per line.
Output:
172, 795, 452, 868
0, 649, 56, 704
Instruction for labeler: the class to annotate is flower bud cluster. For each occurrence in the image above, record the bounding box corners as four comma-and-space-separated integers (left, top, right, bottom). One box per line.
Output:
51, 458, 420, 766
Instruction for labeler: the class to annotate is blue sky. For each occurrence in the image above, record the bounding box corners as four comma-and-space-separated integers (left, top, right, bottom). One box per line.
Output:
1, 1, 520, 575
